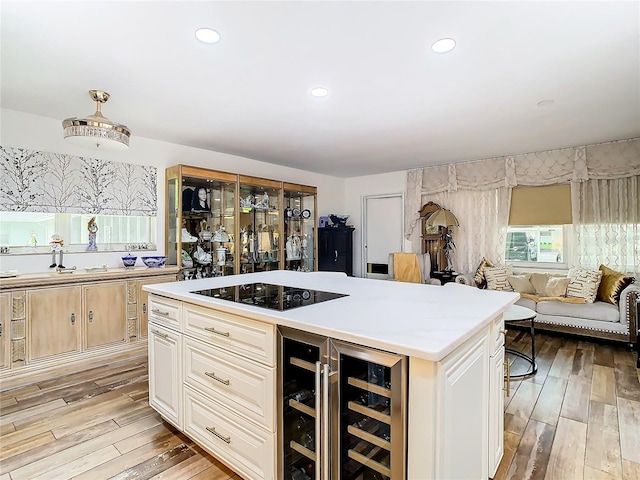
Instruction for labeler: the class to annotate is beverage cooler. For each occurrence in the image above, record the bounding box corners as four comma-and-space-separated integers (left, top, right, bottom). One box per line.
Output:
278, 327, 407, 480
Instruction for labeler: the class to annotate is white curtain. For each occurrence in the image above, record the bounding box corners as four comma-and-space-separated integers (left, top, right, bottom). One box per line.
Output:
572, 175, 640, 277
428, 187, 511, 274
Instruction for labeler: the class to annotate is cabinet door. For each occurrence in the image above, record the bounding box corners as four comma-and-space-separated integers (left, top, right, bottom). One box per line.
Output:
149, 322, 182, 428
318, 228, 353, 276
84, 282, 127, 350
137, 275, 177, 339
489, 347, 505, 478
0, 293, 10, 369
27, 286, 82, 362
438, 333, 489, 480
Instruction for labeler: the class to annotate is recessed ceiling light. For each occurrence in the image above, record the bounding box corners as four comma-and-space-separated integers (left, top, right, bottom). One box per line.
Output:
431, 38, 456, 53
310, 87, 328, 98
195, 28, 220, 44
537, 99, 555, 107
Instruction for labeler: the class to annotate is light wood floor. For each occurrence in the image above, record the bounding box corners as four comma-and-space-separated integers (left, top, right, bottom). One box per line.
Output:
0, 331, 639, 480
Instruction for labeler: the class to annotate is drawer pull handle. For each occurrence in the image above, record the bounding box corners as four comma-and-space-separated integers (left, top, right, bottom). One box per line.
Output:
151, 308, 170, 317
205, 371, 230, 385
152, 329, 168, 339
204, 327, 230, 337
206, 426, 231, 443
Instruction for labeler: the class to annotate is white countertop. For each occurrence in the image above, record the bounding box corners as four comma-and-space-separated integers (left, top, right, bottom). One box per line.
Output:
144, 271, 520, 362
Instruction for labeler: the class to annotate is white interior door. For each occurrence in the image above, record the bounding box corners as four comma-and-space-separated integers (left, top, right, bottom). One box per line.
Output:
362, 194, 404, 279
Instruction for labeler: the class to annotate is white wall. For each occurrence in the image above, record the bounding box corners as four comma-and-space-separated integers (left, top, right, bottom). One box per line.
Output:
344, 171, 408, 277
0, 109, 346, 273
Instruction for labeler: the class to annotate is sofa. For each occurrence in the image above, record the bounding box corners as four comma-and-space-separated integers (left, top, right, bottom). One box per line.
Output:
456, 266, 640, 367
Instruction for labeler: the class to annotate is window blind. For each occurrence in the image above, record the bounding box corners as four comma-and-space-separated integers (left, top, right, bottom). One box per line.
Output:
508, 184, 572, 226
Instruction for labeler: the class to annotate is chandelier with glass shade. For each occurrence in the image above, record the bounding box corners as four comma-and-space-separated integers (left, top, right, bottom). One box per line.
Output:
62, 90, 131, 150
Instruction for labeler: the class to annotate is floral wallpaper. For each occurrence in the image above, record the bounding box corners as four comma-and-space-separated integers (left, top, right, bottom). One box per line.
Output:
0, 146, 157, 216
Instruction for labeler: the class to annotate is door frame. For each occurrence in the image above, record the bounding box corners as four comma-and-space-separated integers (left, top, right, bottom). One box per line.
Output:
361, 193, 405, 278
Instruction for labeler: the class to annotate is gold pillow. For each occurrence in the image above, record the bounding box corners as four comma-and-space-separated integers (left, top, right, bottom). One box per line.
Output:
597, 265, 635, 304
474, 257, 494, 288
507, 274, 535, 294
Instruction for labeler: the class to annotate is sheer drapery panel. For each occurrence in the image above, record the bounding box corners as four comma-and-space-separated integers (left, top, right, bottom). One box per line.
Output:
572, 176, 639, 277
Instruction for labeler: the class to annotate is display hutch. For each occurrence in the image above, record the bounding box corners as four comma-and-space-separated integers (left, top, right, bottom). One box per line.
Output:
166, 165, 238, 280
166, 166, 317, 279
238, 175, 282, 274
419, 202, 447, 272
283, 182, 317, 272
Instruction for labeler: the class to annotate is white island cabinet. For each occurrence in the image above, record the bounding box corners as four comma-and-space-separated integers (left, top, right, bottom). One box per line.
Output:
145, 271, 518, 480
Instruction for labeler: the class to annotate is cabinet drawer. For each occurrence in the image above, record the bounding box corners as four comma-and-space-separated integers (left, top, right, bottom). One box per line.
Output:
148, 295, 182, 331
184, 336, 275, 431
491, 314, 505, 353
183, 304, 275, 366
184, 386, 275, 480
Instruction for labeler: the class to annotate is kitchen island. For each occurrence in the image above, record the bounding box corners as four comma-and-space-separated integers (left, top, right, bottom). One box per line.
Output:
144, 271, 519, 480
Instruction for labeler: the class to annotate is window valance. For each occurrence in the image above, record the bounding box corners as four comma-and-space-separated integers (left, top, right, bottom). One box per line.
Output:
417, 138, 640, 195
0, 146, 158, 216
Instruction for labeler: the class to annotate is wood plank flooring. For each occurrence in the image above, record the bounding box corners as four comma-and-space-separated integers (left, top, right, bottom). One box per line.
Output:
495, 330, 640, 480
0, 331, 639, 479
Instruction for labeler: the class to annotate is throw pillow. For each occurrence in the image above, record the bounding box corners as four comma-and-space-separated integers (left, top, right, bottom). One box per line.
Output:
566, 268, 603, 303
529, 273, 551, 295
597, 264, 635, 304
542, 277, 570, 297
474, 257, 494, 289
485, 265, 514, 291
507, 274, 535, 294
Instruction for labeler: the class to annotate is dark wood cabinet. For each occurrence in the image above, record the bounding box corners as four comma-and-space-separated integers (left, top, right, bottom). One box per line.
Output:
318, 227, 354, 276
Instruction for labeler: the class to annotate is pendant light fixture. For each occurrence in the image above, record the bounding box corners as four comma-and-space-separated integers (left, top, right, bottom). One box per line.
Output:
62, 90, 131, 150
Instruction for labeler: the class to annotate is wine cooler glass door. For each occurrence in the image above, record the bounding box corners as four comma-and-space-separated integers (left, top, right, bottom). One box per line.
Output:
281, 330, 328, 480
334, 341, 407, 480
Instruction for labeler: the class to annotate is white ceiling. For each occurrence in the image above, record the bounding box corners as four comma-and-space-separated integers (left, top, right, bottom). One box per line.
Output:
2, 1, 639, 178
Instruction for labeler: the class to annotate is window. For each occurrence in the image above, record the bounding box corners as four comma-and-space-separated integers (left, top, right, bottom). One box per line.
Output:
0, 212, 156, 253
505, 225, 567, 266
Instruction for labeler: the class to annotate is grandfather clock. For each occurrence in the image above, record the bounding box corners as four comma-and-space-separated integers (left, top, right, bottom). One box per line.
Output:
419, 202, 447, 272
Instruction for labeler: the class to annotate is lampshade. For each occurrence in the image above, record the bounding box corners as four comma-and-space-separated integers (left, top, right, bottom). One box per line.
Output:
425, 208, 459, 227
62, 90, 131, 150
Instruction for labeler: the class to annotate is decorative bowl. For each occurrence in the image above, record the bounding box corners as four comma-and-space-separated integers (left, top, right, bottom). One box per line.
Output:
329, 214, 349, 227
121, 255, 137, 268
141, 256, 168, 268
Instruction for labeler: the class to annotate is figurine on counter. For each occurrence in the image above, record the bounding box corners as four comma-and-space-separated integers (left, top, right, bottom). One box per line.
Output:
49, 234, 65, 268
87, 217, 98, 251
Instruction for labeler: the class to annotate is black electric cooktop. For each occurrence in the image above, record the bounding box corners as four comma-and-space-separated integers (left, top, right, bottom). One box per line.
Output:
191, 282, 348, 311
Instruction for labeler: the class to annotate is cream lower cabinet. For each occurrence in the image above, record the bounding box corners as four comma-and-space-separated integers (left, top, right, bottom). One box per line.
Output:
27, 286, 83, 362
408, 326, 491, 479
147, 295, 276, 480
148, 322, 183, 429
489, 314, 506, 478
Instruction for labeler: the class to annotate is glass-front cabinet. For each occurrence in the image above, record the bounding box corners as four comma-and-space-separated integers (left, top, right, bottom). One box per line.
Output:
166, 165, 238, 280
166, 166, 317, 279
238, 175, 282, 274
283, 183, 317, 272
